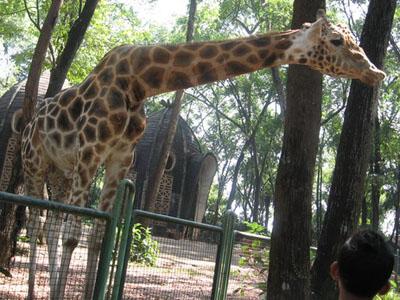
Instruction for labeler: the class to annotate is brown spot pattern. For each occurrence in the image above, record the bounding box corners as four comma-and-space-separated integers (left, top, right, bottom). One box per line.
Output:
141, 67, 165, 89
131, 81, 145, 101
233, 44, 251, 56
59, 89, 77, 107
68, 97, 83, 121
153, 47, 171, 64
98, 121, 111, 142
199, 45, 218, 59
82, 148, 93, 164
108, 88, 125, 109
275, 39, 293, 50
174, 51, 194, 67
249, 36, 271, 47
226, 61, 252, 76
116, 77, 129, 91
83, 125, 96, 143
167, 72, 192, 90
247, 55, 259, 64
98, 68, 114, 85
131, 47, 151, 74
110, 112, 128, 134
89, 99, 108, 118
116, 59, 130, 74
264, 53, 277, 67
57, 110, 72, 132
83, 82, 99, 99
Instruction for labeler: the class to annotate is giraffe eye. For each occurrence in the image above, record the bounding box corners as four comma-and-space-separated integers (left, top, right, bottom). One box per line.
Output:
330, 38, 344, 47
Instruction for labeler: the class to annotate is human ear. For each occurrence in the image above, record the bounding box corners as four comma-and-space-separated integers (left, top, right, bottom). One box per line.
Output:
330, 261, 340, 281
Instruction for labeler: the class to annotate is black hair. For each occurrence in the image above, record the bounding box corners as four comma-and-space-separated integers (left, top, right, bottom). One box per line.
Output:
338, 229, 394, 298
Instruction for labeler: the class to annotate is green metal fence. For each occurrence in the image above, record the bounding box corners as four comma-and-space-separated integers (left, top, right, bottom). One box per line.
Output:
113, 209, 230, 300
0, 179, 135, 300
0, 180, 272, 300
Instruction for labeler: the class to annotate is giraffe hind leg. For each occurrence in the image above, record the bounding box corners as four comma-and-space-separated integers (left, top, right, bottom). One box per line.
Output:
57, 154, 98, 299
84, 151, 133, 299
45, 169, 71, 300
55, 213, 82, 299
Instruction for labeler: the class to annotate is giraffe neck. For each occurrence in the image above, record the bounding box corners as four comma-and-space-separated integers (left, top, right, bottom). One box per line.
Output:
94, 29, 304, 103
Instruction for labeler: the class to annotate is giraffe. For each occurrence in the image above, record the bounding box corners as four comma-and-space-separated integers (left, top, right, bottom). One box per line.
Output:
21, 9, 385, 299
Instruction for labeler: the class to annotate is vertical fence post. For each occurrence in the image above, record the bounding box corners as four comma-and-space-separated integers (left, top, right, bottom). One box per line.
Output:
115, 201, 140, 299
111, 182, 135, 300
92, 180, 131, 300
212, 210, 235, 300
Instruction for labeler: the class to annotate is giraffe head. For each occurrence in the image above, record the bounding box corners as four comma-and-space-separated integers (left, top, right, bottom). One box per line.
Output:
291, 10, 385, 86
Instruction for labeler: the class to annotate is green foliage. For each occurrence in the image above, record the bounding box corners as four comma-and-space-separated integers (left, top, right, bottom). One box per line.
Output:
243, 221, 267, 235
238, 238, 269, 295
129, 223, 159, 266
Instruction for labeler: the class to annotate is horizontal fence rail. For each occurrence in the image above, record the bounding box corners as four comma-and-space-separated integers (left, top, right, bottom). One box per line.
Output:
0, 191, 111, 219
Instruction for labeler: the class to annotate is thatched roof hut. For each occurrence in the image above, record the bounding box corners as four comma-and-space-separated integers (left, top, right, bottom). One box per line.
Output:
131, 107, 217, 229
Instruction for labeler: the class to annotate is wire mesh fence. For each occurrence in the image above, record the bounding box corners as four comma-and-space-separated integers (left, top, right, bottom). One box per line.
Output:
226, 232, 270, 300
0, 203, 105, 299
121, 216, 221, 300
0, 190, 116, 300
1, 185, 269, 300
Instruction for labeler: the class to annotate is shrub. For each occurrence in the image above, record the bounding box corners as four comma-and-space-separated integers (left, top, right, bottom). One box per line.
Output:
129, 223, 159, 266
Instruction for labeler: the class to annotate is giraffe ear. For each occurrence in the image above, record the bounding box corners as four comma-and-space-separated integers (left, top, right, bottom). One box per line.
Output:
316, 9, 326, 20
306, 16, 324, 40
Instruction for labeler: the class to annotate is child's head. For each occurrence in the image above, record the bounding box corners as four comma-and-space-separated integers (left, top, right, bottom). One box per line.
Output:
330, 229, 394, 298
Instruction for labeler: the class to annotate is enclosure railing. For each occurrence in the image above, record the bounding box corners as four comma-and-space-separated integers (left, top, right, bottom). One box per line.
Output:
0, 179, 134, 300
113, 209, 230, 300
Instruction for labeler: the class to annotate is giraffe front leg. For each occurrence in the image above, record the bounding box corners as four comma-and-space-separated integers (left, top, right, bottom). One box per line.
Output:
84, 151, 134, 299
27, 208, 41, 300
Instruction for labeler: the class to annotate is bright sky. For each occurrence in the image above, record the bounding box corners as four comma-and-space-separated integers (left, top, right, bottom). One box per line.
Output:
124, 0, 188, 28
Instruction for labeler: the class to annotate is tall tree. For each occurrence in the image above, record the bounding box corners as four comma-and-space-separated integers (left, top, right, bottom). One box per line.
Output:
21, 0, 63, 127
310, 1, 396, 298
267, 1, 325, 299
45, 0, 100, 97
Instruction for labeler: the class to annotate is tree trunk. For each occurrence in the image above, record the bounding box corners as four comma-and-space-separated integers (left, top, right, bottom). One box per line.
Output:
361, 196, 368, 226
266, 0, 325, 298
315, 133, 324, 241
144, 0, 197, 211
264, 194, 271, 232
370, 116, 382, 230
250, 138, 261, 223
392, 165, 400, 245
22, 0, 63, 126
0, 0, 63, 271
45, 0, 99, 98
310, 1, 395, 298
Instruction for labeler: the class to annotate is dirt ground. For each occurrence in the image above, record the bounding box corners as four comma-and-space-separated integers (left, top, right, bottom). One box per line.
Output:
0, 236, 264, 299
